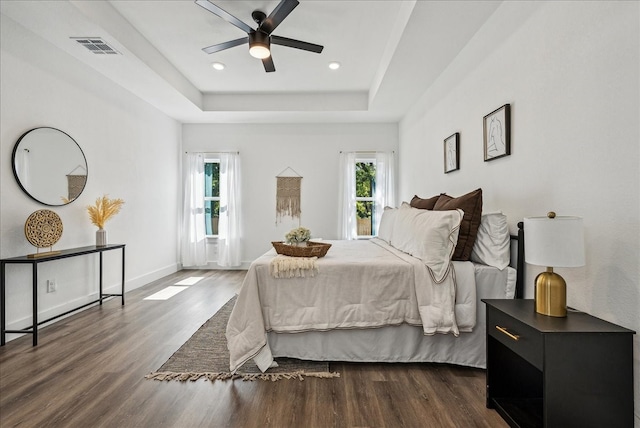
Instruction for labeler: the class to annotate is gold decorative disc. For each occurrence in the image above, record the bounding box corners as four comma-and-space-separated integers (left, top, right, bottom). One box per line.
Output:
24, 209, 63, 248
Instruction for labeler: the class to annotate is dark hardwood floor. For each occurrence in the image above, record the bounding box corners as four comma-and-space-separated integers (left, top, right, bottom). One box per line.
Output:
0, 270, 507, 428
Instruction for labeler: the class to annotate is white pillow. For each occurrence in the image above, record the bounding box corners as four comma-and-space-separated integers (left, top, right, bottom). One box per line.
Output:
391, 207, 463, 282
470, 211, 510, 270
377, 206, 397, 244
389, 204, 418, 250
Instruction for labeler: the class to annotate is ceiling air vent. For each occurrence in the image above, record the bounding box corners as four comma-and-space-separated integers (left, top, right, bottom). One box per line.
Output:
71, 38, 120, 55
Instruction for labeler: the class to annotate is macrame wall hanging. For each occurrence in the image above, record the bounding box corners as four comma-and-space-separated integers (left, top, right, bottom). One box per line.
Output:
66, 165, 87, 202
276, 167, 302, 224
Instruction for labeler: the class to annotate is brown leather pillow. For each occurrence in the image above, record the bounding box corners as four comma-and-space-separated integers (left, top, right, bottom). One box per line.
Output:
410, 194, 443, 210
434, 188, 483, 261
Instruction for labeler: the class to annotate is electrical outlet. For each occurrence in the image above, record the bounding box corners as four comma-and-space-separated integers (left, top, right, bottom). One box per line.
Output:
47, 280, 57, 293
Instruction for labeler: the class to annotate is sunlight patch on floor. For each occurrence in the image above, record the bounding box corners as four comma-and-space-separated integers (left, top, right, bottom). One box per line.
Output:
174, 277, 204, 286
144, 286, 188, 300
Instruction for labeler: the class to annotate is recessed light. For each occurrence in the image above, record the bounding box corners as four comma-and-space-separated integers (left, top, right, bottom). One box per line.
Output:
328, 61, 341, 70
212, 62, 225, 71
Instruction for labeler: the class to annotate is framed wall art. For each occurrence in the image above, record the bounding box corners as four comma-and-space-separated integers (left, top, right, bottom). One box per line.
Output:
483, 103, 511, 161
444, 133, 459, 173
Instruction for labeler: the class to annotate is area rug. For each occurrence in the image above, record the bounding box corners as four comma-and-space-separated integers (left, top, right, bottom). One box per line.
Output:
145, 296, 339, 382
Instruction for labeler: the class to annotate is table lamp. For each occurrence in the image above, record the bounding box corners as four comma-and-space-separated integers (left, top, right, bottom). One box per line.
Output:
524, 212, 585, 317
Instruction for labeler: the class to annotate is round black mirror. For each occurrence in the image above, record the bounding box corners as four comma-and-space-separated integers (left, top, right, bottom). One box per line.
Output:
12, 127, 88, 206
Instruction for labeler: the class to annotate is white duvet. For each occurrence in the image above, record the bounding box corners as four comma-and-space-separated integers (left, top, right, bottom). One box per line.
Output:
225, 238, 476, 373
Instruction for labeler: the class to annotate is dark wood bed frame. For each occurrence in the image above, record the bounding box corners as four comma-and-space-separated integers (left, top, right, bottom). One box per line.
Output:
510, 221, 525, 299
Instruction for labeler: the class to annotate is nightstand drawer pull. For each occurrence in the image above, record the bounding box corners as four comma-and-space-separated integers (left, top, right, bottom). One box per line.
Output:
496, 325, 520, 341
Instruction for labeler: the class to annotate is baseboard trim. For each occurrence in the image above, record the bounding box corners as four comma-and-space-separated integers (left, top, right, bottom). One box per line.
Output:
123, 263, 180, 292
180, 261, 251, 270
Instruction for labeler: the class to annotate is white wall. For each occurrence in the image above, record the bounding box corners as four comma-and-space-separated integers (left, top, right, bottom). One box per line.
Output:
398, 2, 639, 423
182, 123, 398, 266
0, 16, 181, 341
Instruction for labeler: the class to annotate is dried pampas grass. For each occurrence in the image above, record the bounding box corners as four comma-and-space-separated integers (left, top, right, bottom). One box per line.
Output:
87, 195, 124, 229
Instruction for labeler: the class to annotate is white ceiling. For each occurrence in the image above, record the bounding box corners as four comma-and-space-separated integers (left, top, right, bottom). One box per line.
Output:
0, 0, 503, 124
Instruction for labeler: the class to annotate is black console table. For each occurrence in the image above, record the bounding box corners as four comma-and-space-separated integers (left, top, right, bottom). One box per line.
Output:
483, 299, 635, 428
1, 244, 125, 346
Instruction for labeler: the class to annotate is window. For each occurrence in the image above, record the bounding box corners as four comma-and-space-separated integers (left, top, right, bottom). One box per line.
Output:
355, 159, 376, 237
182, 152, 241, 267
204, 159, 220, 236
340, 151, 395, 240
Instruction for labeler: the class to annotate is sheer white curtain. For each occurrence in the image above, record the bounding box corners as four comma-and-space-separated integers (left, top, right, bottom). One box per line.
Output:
181, 153, 207, 267
374, 151, 395, 235
338, 152, 357, 240
217, 153, 242, 267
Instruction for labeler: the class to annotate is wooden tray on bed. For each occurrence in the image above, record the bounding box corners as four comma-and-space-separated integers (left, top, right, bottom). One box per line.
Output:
272, 241, 331, 258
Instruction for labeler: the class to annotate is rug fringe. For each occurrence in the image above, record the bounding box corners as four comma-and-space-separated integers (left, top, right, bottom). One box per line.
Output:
145, 370, 340, 382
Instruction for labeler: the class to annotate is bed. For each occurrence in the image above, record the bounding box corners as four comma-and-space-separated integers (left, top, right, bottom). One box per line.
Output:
226, 190, 525, 372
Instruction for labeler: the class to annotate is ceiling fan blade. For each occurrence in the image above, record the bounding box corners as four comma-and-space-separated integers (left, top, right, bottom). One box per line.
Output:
202, 37, 249, 54
262, 56, 276, 73
195, 0, 254, 34
259, 0, 299, 35
271, 35, 323, 53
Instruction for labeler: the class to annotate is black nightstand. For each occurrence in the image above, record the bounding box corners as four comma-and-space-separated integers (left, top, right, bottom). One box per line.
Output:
483, 299, 635, 428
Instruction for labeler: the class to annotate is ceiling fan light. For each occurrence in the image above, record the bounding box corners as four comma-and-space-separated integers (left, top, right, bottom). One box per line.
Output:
249, 45, 270, 59
249, 31, 271, 59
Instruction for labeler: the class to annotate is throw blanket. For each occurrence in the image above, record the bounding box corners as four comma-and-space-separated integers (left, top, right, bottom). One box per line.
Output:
226, 239, 476, 373
269, 255, 318, 278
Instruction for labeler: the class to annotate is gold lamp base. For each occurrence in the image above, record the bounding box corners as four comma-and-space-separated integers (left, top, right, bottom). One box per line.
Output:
534, 267, 567, 317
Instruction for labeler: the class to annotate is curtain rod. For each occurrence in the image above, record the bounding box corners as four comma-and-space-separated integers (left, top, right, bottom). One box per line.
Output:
339, 150, 395, 153
184, 151, 239, 154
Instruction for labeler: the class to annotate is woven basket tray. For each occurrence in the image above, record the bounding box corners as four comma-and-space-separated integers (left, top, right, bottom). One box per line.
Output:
272, 241, 332, 258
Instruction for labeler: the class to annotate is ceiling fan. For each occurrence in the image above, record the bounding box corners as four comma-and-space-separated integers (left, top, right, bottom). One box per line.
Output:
195, 0, 324, 72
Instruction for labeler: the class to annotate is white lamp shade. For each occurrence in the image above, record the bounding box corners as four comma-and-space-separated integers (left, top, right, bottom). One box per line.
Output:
524, 216, 585, 267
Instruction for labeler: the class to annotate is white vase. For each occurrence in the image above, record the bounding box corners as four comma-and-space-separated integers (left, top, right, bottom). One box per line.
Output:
96, 229, 108, 247
294, 241, 308, 247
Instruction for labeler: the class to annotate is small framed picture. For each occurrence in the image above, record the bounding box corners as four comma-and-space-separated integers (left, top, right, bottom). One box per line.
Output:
444, 133, 459, 173
483, 104, 511, 161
